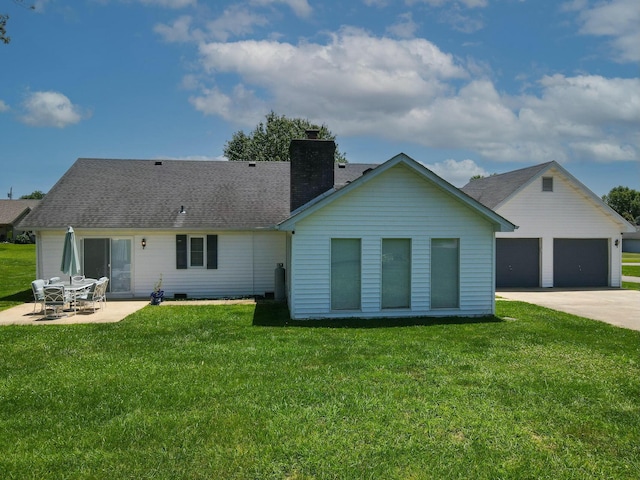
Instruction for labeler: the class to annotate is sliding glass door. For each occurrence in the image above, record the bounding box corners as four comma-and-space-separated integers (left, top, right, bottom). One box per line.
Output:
83, 238, 132, 294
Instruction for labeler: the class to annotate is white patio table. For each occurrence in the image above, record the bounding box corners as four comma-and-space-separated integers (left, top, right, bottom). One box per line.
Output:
50, 279, 97, 315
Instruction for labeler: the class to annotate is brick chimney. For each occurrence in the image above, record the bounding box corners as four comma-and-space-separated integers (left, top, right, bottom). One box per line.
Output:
289, 129, 336, 211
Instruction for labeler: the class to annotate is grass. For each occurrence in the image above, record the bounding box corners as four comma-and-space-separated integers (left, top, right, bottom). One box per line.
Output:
1, 301, 639, 479
622, 252, 640, 263
622, 265, 640, 277
0, 243, 36, 311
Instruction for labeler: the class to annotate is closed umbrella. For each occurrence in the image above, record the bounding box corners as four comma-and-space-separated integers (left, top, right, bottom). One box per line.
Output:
61, 226, 81, 283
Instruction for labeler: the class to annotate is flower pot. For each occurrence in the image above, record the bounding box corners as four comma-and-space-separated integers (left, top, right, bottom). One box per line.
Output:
150, 290, 164, 305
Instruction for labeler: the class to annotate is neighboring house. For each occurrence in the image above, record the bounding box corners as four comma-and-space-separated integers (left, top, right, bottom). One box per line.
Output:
19, 134, 514, 319
622, 228, 640, 253
462, 162, 635, 288
0, 199, 39, 242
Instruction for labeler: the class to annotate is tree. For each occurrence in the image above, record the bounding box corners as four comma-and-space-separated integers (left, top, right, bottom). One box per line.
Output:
1, 1, 36, 45
0, 14, 9, 44
602, 186, 640, 224
20, 190, 45, 199
224, 111, 347, 163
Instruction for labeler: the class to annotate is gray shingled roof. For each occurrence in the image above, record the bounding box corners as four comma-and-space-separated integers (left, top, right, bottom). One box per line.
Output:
19, 159, 377, 230
0, 199, 40, 225
460, 162, 554, 209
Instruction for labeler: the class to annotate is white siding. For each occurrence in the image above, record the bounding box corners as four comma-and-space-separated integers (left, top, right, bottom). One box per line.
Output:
289, 163, 497, 319
36, 229, 285, 298
496, 168, 624, 287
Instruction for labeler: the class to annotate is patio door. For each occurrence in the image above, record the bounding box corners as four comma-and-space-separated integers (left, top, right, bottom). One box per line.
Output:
83, 238, 132, 294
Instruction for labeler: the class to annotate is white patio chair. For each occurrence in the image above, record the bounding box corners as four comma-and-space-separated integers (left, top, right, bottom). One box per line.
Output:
43, 285, 68, 319
31, 279, 47, 314
99, 277, 109, 308
71, 275, 85, 285
48, 276, 61, 285
78, 279, 107, 313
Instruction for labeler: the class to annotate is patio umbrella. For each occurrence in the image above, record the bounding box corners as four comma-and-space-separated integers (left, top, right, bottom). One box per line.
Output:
61, 226, 80, 283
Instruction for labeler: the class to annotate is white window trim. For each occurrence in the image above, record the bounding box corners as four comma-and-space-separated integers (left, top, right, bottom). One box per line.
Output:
189, 235, 206, 268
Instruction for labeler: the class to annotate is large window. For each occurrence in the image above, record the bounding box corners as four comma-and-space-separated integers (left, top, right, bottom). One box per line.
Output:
176, 235, 218, 270
331, 238, 361, 310
382, 238, 411, 309
431, 238, 459, 309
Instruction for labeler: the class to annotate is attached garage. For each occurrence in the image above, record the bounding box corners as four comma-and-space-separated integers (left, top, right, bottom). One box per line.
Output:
553, 239, 608, 287
496, 238, 540, 288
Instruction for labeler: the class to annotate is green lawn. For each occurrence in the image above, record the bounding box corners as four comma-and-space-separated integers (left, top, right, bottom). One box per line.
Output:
0, 243, 36, 311
622, 252, 640, 263
1, 301, 639, 479
622, 265, 640, 277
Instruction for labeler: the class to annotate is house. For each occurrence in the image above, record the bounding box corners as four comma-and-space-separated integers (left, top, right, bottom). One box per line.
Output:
461, 162, 635, 288
19, 133, 515, 319
622, 228, 640, 253
0, 199, 39, 242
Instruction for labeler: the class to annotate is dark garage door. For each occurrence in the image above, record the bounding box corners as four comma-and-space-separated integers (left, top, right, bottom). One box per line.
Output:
496, 238, 540, 288
554, 239, 608, 287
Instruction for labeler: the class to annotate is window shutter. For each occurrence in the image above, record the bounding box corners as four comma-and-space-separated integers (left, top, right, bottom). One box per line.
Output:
176, 235, 187, 269
207, 235, 218, 269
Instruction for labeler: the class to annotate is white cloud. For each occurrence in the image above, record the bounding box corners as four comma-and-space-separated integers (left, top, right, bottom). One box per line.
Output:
569, 141, 637, 162
412, 0, 488, 7
575, 0, 640, 63
386, 12, 419, 38
155, 6, 270, 43
138, 0, 196, 8
424, 159, 489, 186
196, 29, 466, 115
0, 100, 9, 112
189, 29, 639, 164
154, 15, 200, 43
206, 6, 269, 41
440, 7, 484, 33
20, 91, 86, 128
189, 85, 265, 125
250, 0, 312, 18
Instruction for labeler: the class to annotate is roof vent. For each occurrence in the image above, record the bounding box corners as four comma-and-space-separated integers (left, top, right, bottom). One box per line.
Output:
249, 162, 256, 167
155, 161, 163, 166
338, 163, 346, 168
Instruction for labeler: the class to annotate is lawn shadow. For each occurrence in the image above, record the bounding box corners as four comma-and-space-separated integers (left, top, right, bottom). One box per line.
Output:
252, 299, 503, 328
0, 289, 32, 303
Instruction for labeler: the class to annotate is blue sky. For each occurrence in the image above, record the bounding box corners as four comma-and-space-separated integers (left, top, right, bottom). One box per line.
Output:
1, 0, 638, 199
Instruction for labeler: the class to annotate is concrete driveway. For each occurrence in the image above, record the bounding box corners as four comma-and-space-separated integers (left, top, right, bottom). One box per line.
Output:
497, 288, 640, 331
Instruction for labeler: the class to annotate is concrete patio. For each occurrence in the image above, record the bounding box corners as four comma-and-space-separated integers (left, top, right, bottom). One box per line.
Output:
0, 300, 149, 326
0, 298, 257, 326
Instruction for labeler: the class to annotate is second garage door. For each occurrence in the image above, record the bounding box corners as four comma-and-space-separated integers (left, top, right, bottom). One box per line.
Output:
496, 238, 540, 288
554, 239, 608, 287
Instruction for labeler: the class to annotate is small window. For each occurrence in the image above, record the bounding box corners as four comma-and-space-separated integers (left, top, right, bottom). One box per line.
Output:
190, 237, 204, 267
542, 177, 553, 192
176, 234, 218, 270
